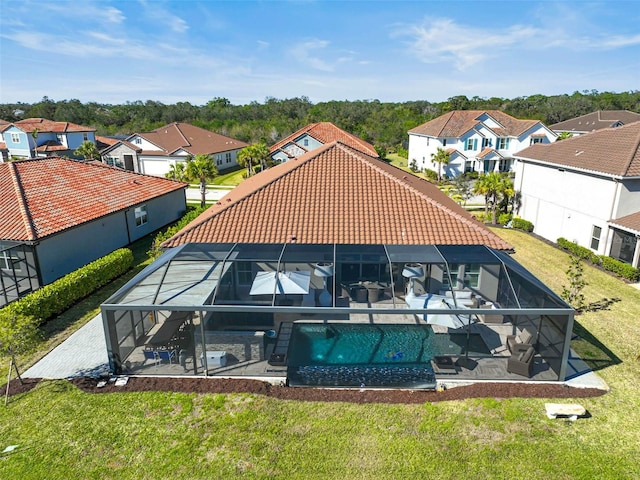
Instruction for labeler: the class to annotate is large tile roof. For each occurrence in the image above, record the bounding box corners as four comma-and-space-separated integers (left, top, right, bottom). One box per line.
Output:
133, 122, 248, 156
0, 157, 186, 242
163, 141, 512, 250
270, 122, 378, 157
550, 110, 640, 132
515, 120, 640, 177
13, 117, 95, 133
408, 110, 540, 138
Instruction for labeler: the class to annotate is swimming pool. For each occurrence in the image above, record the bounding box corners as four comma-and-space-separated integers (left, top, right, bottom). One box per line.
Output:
287, 323, 438, 388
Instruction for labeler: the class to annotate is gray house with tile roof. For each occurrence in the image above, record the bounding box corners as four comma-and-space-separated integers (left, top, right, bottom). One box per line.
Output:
550, 110, 640, 137
0, 157, 187, 307
514, 121, 640, 269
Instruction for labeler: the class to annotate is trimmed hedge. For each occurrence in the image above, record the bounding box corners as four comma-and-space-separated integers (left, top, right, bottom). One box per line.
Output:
147, 206, 207, 259
0, 248, 134, 325
511, 218, 534, 232
557, 237, 639, 282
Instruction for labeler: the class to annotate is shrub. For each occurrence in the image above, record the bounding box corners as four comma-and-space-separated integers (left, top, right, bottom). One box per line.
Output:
396, 147, 408, 159
557, 237, 638, 281
599, 256, 639, 282
148, 205, 208, 259
423, 169, 438, 181
0, 248, 133, 325
498, 213, 512, 226
511, 218, 534, 232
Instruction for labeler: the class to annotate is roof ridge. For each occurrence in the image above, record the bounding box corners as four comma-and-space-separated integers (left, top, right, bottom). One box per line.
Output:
8, 162, 37, 241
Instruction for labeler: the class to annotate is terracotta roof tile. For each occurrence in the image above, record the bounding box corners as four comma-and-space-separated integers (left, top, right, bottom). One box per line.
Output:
270, 122, 378, 157
610, 211, 640, 234
132, 122, 248, 156
409, 110, 540, 138
0, 157, 186, 241
515, 121, 640, 177
163, 142, 512, 250
14, 117, 95, 133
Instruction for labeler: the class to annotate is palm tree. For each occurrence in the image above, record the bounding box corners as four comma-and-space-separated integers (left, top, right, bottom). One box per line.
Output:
166, 162, 187, 182
185, 154, 218, 207
30, 128, 39, 158
237, 143, 270, 177
74, 141, 100, 161
473, 172, 514, 224
430, 147, 450, 183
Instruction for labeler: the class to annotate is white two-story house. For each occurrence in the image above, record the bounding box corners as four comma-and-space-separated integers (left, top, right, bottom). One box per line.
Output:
0, 118, 96, 160
513, 121, 640, 269
408, 110, 557, 178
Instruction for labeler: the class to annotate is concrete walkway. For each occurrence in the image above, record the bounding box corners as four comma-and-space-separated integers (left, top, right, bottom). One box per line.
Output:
23, 314, 110, 379
185, 186, 233, 203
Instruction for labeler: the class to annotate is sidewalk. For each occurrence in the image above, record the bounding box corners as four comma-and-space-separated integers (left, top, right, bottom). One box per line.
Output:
23, 314, 109, 379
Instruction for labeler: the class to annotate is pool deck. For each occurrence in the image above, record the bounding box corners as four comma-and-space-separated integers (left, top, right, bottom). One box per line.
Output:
23, 311, 609, 392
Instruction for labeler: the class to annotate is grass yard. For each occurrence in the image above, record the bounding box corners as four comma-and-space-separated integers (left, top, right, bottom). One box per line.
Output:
1, 229, 639, 479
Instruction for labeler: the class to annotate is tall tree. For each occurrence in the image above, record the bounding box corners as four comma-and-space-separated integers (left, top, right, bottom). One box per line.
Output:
430, 147, 451, 183
185, 154, 218, 207
237, 143, 270, 177
74, 141, 100, 161
473, 172, 514, 224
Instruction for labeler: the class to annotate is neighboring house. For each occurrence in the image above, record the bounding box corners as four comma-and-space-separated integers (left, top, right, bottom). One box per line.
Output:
550, 110, 640, 137
101, 141, 575, 387
0, 118, 96, 160
0, 157, 187, 307
270, 121, 378, 163
514, 121, 640, 269
97, 135, 142, 172
122, 122, 248, 177
408, 110, 557, 177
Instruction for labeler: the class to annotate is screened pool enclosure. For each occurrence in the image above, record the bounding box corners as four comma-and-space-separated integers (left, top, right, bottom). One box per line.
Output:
101, 242, 575, 387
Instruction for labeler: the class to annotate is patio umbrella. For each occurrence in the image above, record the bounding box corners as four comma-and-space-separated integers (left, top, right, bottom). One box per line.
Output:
249, 271, 311, 295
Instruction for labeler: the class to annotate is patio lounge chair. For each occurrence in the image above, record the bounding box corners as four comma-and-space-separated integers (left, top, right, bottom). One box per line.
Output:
507, 345, 535, 377
507, 329, 534, 353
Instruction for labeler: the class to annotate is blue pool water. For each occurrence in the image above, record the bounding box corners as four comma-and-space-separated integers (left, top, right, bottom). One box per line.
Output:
287, 324, 438, 388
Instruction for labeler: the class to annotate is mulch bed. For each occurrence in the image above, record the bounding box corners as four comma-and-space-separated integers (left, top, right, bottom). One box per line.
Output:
5, 376, 606, 404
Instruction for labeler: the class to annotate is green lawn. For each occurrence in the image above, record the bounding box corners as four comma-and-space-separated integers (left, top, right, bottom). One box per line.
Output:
1, 229, 639, 479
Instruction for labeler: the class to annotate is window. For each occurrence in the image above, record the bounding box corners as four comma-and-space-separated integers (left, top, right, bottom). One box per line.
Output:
465, 161, 474, 173
442, 139, 447, 146
590, 225, 602, 250
134, 205, 148, 226
0, 250, 20, 271
498, 159, 511, 172
530, 137, 544, 145
105, 156, 124, 168
303, 138, 309, 147
10, 133, 20, 143
56, 134, 65, 144
497, 137, 510, 149
609, 229, 636, 264
482, 138, 491, 148
83, 133, 89, 141
134, 137, 142, 145
464, 264, 481, 288
236, 261, 253, 285
225, 152, 232, 163
465, 138, 478, 151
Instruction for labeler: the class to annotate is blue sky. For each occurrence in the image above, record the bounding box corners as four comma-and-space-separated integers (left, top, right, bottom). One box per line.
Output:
1, 0, 639, 106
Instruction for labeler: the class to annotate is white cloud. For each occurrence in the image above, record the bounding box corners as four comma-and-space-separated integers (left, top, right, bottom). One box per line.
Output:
138, 0, 189, 34
289, 39, 335, 72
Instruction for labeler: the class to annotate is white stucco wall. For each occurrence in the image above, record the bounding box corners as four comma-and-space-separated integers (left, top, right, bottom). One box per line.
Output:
515, 161, 618, 254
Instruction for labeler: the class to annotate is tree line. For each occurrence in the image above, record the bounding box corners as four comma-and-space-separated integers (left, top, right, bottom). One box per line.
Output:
1, 90, 639, 153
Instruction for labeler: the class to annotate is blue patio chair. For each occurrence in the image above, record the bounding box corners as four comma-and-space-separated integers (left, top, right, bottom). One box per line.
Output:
143, 348, 160, 366
156, 349, 176, 364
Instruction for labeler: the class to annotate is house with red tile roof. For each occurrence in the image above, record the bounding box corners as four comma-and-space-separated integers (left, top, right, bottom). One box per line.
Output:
100, 141, 577, 386
550, 110, 640, 137
0, 157, 187, 307
0, 118, 96, 160
514, 121, 640, 269
270, 122, 378, 163
164, 141, 510, 249
124, 122, 249, 177
408, 111, 556, 177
